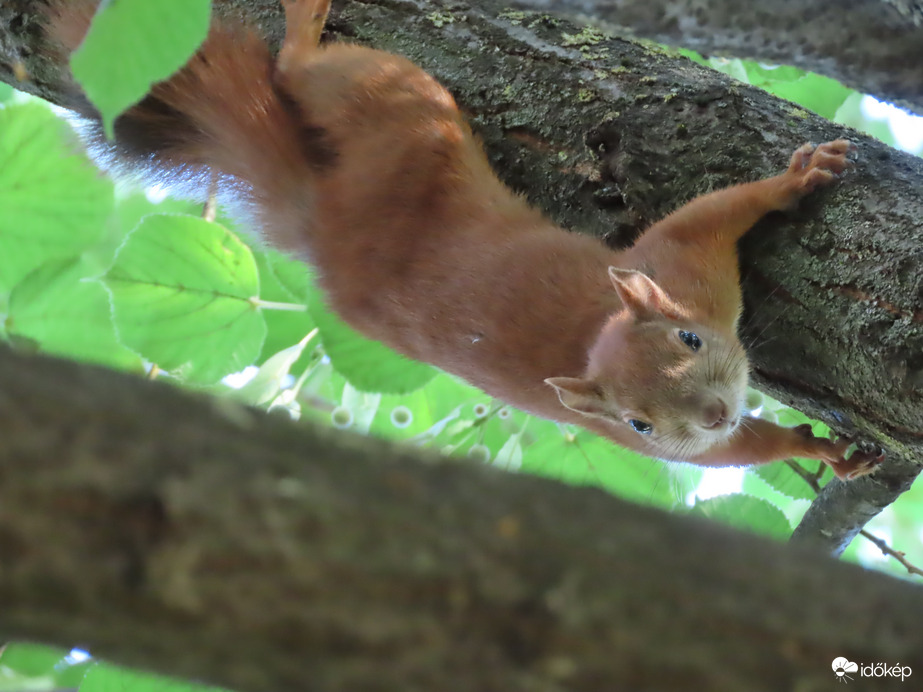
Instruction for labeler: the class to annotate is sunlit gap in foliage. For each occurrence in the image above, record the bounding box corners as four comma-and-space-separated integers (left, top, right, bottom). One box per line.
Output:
689, 467, 746, 503
145, 182, 170, 203
861, 96, 923, 153
223, 365, 260, 389
65, 648, 92, 664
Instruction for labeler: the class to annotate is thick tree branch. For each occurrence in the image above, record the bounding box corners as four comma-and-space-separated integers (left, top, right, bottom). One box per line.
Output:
2, 347, 923, 692
0, 1, 920, 551
510, 0, 923, 116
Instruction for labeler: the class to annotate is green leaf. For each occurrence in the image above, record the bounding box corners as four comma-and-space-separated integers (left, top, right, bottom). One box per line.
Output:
739, 470, 809, 529
677, 48, 707, 66
0, 103, 112, 294
493, 429, 525, 471
254, 250, 315, 369
770, 73, 853, 120
691, 494, 792, 539
0, 643, 94, 689
741, 63, 804, 88
79, 662, 230, 692
234, 331, 317, 406
115, 189, 204, 240
770, 404, 823, 431
7, 256, 143, 371
749, 461, 816, 501
341, 382, 382, 434
104, 214, 265, 383
70, 0, 211, 137
370, 375, 486, 441
707, 57, 749, 83
522, 428, 683, 509
294, 357, 347, 419
76, 189, 208, 273
306, 274, 437, 394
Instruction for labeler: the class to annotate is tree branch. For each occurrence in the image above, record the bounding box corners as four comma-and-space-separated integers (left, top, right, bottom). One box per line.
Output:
2, 347, 923, 691
509, 0, 923, 116
791, 457, 921, 554
0, 0, 920, 553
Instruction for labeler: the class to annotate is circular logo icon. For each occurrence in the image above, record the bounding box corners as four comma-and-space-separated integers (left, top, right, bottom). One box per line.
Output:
832, 657, 859, 682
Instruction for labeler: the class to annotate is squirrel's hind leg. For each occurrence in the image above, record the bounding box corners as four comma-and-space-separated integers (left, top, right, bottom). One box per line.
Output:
277, 0, 332, 76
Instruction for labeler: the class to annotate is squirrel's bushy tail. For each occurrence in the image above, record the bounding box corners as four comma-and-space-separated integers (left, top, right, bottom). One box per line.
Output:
45, 1, 318, 209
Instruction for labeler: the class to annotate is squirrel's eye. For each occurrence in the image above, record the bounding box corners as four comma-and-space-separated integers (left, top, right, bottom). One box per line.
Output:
678, 330, 702, 352
629, 419, 653, 435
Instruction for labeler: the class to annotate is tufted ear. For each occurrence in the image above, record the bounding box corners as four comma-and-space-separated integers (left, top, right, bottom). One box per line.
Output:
544, 376, 606, 416
608, 267, 674, 320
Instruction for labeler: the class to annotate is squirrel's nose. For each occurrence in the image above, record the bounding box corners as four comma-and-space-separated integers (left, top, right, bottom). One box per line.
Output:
702, 398, 729, 429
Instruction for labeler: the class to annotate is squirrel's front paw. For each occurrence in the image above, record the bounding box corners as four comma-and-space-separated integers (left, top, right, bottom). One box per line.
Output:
836, 447, 886, 480
793, 424, 884, 480
786, 139, 857, 195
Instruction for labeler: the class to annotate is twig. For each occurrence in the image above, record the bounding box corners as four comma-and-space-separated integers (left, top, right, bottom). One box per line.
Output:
859, 529, 923, 578
786, 458, 922, 578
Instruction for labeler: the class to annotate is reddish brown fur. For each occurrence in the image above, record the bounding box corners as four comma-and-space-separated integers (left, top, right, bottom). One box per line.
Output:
44, 0, 882, 479
44, 0, 95, 60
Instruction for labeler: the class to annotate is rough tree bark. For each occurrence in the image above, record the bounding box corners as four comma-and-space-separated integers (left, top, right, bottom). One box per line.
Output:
2, 348, 923, 692
510, 0, 923, 117
0, 1, 921, 683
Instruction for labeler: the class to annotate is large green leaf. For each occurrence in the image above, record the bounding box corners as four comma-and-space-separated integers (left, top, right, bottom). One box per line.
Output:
691, 494, 792, 540
7, 256, 142, 371
523, 428, 685, 509
70, 0, 211, 136
104, 214, 265, 383
749, 461, 816, 501
0, 102, 112, 294
770, 73, 853, 120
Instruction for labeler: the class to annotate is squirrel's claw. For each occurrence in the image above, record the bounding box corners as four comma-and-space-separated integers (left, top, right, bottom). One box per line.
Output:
787, 139, 856, 194
792, 424, 885, 481
830, 439, 885, 481
841, 446, 886, 480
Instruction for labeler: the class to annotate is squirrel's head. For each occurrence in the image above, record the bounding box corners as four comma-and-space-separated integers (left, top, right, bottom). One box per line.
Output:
545, 267, 749, 460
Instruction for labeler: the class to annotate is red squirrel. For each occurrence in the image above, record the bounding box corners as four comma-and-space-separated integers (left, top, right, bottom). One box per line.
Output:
45, 0, 883, 480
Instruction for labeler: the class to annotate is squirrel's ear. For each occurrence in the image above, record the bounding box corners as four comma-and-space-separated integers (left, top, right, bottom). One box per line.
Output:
607, 267, 675, 320
544, 376, 606, 416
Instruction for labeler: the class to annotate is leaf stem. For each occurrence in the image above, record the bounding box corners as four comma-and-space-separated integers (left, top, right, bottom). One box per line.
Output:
250, 298, 308, 312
